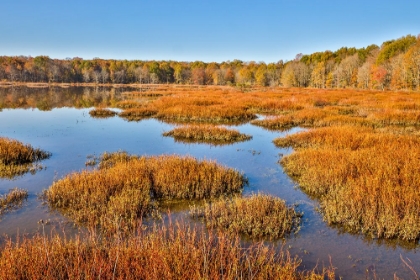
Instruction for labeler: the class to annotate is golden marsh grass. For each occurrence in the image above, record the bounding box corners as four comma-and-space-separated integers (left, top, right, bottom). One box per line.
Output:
275, 127, 420, 241
118, 108, 158, 121
115, 100, 145, 109
0, 188, 28, 216
163, 125, 252, 144
0, 223, 335, 279
0, 137, 50, 165
151, 91, 257, 124
44, 152, 246, 234
0, 137, 50, 178
88, 108, 118, 118
190, 194, 301, 239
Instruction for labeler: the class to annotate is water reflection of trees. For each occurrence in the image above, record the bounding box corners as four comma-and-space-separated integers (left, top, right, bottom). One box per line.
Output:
0, 86, 129, 110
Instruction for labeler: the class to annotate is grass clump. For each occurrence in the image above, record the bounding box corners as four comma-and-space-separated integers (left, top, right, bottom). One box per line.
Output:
118, 108, 157, 121
190, 194, 301, 239
152, 95, 256, 124
0, 137, 50, 178
275, 127, 420, 241
251, 108, 329, 130
0, 137, 50, 165
115, 100, 144, 109
0, 223, 335, 279
0, 188, 28, 215
163, 125, 252, 144
88, 108, 117, 118
44, 152, 246, 233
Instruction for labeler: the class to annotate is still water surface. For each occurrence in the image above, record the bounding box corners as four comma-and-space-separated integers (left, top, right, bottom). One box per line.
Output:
0, 87, 418, 279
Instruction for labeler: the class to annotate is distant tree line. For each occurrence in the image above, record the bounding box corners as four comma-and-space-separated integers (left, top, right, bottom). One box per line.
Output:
1, 34, 419, 90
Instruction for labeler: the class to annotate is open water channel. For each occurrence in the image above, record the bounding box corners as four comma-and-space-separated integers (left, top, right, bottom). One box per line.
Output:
0, 86, 418, 279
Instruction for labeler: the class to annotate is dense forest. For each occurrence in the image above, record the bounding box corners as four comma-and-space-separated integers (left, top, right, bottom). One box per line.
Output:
1, 34, 419, 90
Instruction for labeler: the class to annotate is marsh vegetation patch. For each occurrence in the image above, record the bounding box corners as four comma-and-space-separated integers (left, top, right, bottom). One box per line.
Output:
44, 152, 246, 234
88, 108, 118, 118
0, 223, 335, 279
163, 125, 252, 144
0, 188, 28, 216
190, 194, 301, 239
0, 137, 50, 179
275, 126, 420, 241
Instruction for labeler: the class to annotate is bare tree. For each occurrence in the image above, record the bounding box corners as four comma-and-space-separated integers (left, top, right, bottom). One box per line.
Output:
92, 70, 101, 84
83, 70, 91, 83
357, 61, 371, 89
114, 70, 126, 84
101, 68, 109, 84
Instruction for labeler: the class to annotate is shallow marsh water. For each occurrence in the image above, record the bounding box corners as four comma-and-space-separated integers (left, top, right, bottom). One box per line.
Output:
0, 87, 419, 279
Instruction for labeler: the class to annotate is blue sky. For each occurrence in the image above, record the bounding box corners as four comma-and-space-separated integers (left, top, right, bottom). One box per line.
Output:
1, 0, 419, 63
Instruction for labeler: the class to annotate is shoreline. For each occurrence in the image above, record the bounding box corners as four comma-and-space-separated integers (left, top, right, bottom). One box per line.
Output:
0, 82, 213, 89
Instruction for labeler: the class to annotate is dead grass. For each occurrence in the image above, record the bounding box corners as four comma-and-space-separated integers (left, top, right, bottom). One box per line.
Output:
115, 100, 145, 109
0, 188, 28, 215
163, 125, 252, 144
151, 91, 257, 124
44, 152, 246, 234
0, 222, 335, 280
275, 127, 420, 241
88, 108, 118, 118
118, 108, 158, 121
0, 137, 50, 165
190, 194, 301, 239
245, 89, 420, 131
0, 137, 50, 178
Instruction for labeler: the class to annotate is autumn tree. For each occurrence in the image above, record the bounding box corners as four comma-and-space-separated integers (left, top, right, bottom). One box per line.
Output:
281, 62, 297, 87
334, 54, 359, 88
266, 61, 282, 86
370, 65, 388, 90
191, 68, 206, 85
310, 61, 326, 88
376, 35, 417, 65
255, 64, 268, 86
404, 40, 420, 90
357, 61, 372, 89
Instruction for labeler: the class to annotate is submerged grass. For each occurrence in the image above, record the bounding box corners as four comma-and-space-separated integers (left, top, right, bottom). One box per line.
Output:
0, 223, 335, 280
190, 194, 301, 239
163, 125, 252, 144
88, 108, 117, 118
0, 188, 28, 216
275, 126, 420, 241
44, 152, 246, 234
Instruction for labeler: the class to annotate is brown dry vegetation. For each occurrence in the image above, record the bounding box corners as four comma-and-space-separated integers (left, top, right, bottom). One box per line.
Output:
0, 188, 28, 215
111, 86, 420, 241
0, 137, 50, 165
244, 88, 420, 132
153, 96, 256, 123
0, 223, 335, 280
115, 100, 144, 109
0, 137, 50, 178
275, 126, 420, 241
44, 152, 246, 234
118, 107, 158, 121
190, 194, 301, 239
163, 124, 252, 144
88, 108, 117, 118
111, 86, 420, 131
